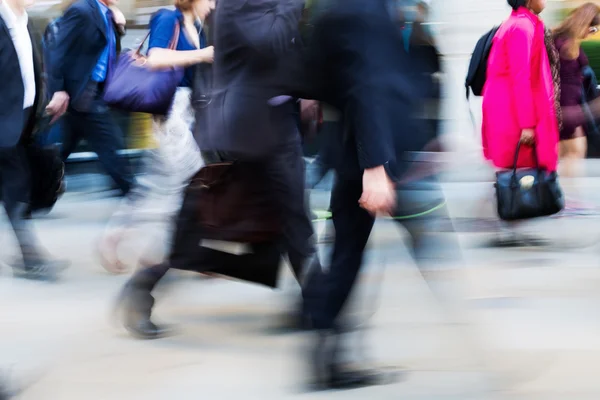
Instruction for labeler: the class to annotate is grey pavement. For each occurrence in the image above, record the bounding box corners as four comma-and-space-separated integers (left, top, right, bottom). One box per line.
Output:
4, 1, 600, 398
2, 181, 600, 399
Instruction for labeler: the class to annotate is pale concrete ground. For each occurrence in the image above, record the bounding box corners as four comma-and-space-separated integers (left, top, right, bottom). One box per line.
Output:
2, 179, 600, 399
4, 2, 598, 398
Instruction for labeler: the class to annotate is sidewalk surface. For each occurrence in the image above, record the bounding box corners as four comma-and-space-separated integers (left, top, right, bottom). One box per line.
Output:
4, 2, 599, 398
2, 182, 600, 399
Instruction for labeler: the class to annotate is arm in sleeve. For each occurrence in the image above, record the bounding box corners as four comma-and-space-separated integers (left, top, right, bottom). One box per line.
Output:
236, 0, 304, 57
349, 90, 396, 171
49, 6, 85, 94
506, 19, 537, 130
148, 11, 178, 51
336, 16, 395, 171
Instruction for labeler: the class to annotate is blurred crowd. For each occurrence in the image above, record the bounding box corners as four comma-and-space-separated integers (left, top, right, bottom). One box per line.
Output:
2, 0, 600, 397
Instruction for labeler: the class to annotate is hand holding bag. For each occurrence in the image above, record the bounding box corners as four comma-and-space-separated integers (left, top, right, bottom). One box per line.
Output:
495, 142, 564, 221
103, 23, 184, 115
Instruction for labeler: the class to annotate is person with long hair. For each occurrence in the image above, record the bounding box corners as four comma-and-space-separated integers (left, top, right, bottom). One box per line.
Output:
553, 2, 600, 213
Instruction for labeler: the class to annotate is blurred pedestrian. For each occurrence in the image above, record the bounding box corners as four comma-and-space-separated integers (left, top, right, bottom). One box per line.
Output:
115, 0, 320, 339
199, 0, 320, 323
47, 0, 134, 196
481, 0, 558, 245
483, 0, 557, 171
301, 0, 459, 390
553, 3, 600, 213
97, 0, 215, 274
0, 0, 69, 280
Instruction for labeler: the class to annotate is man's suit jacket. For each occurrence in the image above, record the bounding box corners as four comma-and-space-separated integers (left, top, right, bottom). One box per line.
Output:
48, 0, 122, 108
0, 15, 44, 148
200, 0, 306, 159
304, 0, 432, 181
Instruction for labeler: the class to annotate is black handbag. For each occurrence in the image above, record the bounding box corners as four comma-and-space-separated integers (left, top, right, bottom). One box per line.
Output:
24, 113, 66, 215
495, 142, 564, 221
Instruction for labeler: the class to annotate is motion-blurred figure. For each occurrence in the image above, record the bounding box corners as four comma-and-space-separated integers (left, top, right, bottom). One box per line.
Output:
0, 0, 68, 280
97, 0, 215, 274
116, 0, 318, 339
48, 0, 134, 196
483, 0, 557, 176
200, 0, 319, 309
553, 3, 600, 213
301, 0, 457, 390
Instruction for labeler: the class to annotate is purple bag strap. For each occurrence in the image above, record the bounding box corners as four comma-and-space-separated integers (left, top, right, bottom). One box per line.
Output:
135, 20, 181, 56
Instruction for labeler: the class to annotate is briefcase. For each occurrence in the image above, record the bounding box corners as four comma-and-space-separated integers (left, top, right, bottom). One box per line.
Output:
168, 161, 283, 288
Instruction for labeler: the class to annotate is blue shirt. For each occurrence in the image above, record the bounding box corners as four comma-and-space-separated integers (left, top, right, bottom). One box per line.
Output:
148, 8, 207, 87
91, 0, 115, 82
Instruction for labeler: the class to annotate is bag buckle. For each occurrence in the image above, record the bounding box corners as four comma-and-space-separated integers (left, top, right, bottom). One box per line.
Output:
193, 95, 212, 109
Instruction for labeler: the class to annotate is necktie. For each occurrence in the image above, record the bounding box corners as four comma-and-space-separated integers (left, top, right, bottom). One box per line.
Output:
105, 9, 116, 64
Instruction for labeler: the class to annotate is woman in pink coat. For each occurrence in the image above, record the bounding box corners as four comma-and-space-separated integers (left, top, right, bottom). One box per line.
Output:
482, 0, 559, 172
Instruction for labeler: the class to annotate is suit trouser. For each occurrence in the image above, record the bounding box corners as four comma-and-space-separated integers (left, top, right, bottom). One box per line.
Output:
265, 139, 317, 279
61, 104, 133, 195
304, 175, 460, 331
0, 145, 42, 264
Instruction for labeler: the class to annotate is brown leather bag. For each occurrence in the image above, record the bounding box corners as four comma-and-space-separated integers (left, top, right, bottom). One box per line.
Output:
189, 161, 281, 243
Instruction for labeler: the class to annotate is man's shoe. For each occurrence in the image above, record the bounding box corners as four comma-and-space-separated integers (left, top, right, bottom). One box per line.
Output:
116, 285, 173, 340
12, 259, 69, 282
308, 330, 402, 391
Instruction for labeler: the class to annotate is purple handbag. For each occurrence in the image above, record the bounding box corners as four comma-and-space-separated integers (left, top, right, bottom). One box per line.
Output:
103, 23, 184, 115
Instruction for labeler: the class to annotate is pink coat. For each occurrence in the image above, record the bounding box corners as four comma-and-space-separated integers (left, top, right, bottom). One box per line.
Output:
482, 7, 559, 171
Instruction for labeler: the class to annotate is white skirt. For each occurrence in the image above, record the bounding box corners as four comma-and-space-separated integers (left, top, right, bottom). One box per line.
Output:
152, 87, 204, 185
102, 88, 204, 266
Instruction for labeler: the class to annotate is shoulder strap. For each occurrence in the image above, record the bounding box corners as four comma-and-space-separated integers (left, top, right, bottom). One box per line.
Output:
168, 20, 180, 50
137, 19, 180, 55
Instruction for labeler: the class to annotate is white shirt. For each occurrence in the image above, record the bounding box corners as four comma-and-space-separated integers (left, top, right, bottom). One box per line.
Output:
0, 1, 35, 108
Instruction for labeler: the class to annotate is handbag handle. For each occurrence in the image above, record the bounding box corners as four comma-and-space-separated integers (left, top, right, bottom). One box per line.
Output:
511, 140, 539, 175
134, 20, 181, 57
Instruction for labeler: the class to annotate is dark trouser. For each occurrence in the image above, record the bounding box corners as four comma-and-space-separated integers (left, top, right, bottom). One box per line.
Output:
0, 144, 42, 265
304, 176, 458, 331
266, 139, 317, 279
61, 88, 133, 195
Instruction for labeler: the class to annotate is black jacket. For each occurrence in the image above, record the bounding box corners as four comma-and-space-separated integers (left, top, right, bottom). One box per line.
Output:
0, 15, 44, 148
304, 0, 434, 181
48, 0, 123, 107
199, 0, 306, 158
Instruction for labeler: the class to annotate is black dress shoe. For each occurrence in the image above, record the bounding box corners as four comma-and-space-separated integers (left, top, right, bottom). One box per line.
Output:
308, 330, 400, 391
125, 316, 172, 340
327, 366, 392, 389
12, 259, 69, 282
117, 285, 173, 340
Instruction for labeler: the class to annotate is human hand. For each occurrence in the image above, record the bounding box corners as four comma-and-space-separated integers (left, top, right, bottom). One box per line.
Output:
520, 128, 535, 146
300, 99, 319, 123
46, 91, 70, 123
359, 165, 396, 215
110, 6, 126, 26
199, 46, 214, 64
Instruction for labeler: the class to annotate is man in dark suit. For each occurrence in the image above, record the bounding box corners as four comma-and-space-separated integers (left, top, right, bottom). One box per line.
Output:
48, 0, 133, 195
0, 0, 68, 279
202, 0, 318, 289
300, 0, 456, 390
